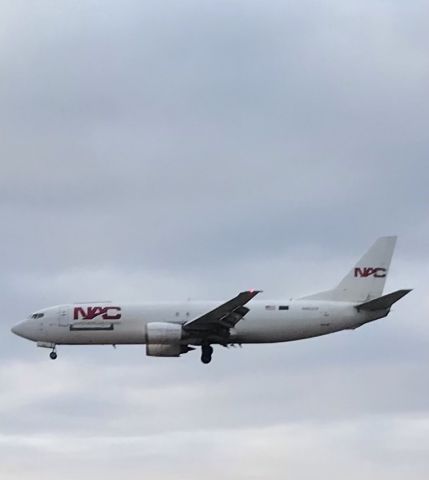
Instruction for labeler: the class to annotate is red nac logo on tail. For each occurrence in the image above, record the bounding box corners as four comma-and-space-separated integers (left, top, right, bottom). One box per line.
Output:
354, 267, 387, 278
73, 306, 122, 321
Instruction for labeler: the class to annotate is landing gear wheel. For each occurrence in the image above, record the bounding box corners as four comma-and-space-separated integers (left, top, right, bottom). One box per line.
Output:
50, 351, 57, 360
201, 345, 213, 364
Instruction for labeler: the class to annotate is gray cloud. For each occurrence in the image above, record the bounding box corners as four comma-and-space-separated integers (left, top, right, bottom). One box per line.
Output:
0, 0, 428, 478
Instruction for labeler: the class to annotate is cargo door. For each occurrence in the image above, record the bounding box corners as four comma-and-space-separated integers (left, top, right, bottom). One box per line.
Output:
58, 306, 70, 327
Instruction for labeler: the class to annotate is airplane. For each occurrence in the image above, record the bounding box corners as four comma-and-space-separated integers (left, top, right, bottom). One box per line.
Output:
11, 236, 411, 364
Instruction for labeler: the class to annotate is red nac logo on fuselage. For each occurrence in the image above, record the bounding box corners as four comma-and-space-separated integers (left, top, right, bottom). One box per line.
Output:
73, 306, 122, 321
354, 267, 387, 278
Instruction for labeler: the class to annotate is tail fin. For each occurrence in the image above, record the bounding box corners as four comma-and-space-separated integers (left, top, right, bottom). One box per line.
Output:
301, 236, 397, 303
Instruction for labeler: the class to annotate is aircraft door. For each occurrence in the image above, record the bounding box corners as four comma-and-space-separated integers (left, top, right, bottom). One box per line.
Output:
58, 306, 70, 327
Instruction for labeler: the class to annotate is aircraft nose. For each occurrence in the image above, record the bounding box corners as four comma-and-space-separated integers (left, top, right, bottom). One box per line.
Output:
11, 321, 29, 338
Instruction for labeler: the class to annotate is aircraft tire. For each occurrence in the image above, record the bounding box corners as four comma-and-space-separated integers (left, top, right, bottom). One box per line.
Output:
201, 354, 211, 364
50, 352, 57, 360
201, 345, 213, 364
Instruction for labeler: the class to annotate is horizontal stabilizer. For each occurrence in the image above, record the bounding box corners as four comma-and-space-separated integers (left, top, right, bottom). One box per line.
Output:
355, 289, 412, 311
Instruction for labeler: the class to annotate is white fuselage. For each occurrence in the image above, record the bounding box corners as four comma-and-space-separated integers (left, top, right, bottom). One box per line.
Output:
10, 236, 406, 364
14, 299, 384, 347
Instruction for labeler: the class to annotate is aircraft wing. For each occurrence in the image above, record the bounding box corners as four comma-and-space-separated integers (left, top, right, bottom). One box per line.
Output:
183, 290, 261, 336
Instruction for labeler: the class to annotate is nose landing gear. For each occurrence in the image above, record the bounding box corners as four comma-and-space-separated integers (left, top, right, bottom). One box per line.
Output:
201, 345, 213, 364
36, 342, 58, 360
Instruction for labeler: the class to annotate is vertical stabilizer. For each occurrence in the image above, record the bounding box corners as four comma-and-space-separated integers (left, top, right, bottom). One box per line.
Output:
301, 236, 397, 303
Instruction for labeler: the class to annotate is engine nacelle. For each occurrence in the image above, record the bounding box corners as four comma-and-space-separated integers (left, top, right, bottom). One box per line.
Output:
146, 322, 182, 344
146, 343, 189, 357
146, 322, 188, 357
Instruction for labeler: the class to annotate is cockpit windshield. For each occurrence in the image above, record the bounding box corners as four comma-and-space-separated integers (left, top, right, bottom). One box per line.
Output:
31, 313, 44, 319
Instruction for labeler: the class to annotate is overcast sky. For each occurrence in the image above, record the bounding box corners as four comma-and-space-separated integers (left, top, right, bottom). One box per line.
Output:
1, 1, 428, 478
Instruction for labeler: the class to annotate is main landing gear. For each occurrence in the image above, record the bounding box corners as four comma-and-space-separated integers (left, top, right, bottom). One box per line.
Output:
50, 347, 57, 360
201, 345, 213, 364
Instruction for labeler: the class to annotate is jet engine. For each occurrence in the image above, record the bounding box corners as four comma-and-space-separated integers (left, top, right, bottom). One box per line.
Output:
146, 343, 193, 357
146, 322, 190, 357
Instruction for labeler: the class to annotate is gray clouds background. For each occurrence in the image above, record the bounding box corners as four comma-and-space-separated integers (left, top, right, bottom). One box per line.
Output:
1, 0, 428, 478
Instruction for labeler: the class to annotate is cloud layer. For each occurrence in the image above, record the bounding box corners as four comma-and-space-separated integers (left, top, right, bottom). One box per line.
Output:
1, 1, 428, 478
